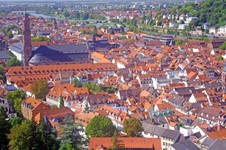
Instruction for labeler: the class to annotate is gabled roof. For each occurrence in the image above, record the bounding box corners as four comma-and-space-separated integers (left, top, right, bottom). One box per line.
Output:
209, 139, 226, 150
89, 137, 162, 150
162, 129, 181, 140
171, 139, 200, 150
22, 97, 48, 111
33, 44, 88, 54
8, 42, 23, 53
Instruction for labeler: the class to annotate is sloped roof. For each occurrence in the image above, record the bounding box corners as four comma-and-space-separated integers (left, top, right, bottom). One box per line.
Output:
8, 42, 23, 53
171, 139, 200, 150
0, 51, 12, 59
89, 137, 162, 150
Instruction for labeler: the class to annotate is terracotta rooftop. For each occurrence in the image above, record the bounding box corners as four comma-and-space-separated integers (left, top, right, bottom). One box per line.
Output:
89, 137, 162, 150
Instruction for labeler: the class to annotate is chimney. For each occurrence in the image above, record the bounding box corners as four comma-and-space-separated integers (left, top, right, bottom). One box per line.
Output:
217, 124, 221, 131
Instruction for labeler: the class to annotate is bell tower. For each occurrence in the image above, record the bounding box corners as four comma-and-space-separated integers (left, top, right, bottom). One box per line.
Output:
23, 12, 32, 66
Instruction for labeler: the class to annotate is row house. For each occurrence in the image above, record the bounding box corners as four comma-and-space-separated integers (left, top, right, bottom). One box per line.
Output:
142, 122, 183, 150
96, 105, 128, 130
46, 83, 89, 107
5, 63, 117, 85
194, 107, 226, 126
21, 97, 50, 120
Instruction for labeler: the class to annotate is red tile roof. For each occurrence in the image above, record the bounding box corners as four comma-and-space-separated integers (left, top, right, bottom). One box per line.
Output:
89, 137, 162, 150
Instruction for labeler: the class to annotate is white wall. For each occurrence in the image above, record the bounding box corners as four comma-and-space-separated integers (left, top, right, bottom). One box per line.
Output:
10, 50, 22, 61
189, 94, 196, 103
116, 62, 126, 69
46, 97, 58, 106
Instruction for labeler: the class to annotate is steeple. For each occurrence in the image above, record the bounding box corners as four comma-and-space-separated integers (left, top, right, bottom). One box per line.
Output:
53, 19, 57, 29
23, 12, 32, 66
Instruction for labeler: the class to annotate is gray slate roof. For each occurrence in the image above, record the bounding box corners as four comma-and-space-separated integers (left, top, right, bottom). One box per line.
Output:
29, 44, 89, 64
203, 82, 223, 89
33, 44, 88, 54
222, 65, 226, 72
8, 42, 23, 53
171, 139, 200, 150
142, 121, 181, 140
142, 122, 166, 137
201, 137, 216, 147
209, 139, 226, 150
162, 129, 180, 140
0, 51, 12, 59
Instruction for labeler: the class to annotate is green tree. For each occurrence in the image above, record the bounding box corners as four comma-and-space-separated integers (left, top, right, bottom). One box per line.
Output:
82, 102, 90, 113
123, 117, 144, 137
109, 130, 118, 150
31, 36, 50, 42
35, 118, 58, 150
94, 26, 97, 34
50, 105, 58, 109
63, 11, 70, 18
59, 116, 83, 149
217, 55, 224, 60
8, 120, 36, 150
6, 57, 21, 67
59, 94, 64, 108
72, 78, 82, 87
0, 65, 4, 82
86, 116, 115, 137
10, 116, 22, 126
8, 118, 58, 150
31, 79, 49, 100
175, 40, 186, 46
83, 83, 102, 93
0, 65, 4, 75
59, 144, 75, 150
6, 51, 14, 57
219, 42, 226, 50
74, 11, 80, 19
0, 106, 11, 150
5, 90, 26, 115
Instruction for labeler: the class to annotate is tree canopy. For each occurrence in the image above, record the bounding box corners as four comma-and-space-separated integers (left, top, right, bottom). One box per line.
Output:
10, 116, 22, 126
5, 90, 26, 115
8, 120, 36, 150
175, 40, 186, 46
59, 94, 64, 108
35, 118, 58, 150
6, 57, 21, 67
31, 79, 49, 100
0, 106, 11, 150
8, 119, 58, 150
85, 116, 116, 137
31, 36, 50, 42
217, 55, 224, 60
59, 144, 75, 150
219, 42, 226, 50
0, 65, 4, 75
123, 117, 144, 137
72, 78, 82, 87
59, 116, 83, 149
83, 83, 117, 94
171, 0, 226, 27
0, 65, 4, 82
83, 83, 102, 93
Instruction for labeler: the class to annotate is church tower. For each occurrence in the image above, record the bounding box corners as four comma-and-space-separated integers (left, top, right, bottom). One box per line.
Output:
23, 12, 32, 66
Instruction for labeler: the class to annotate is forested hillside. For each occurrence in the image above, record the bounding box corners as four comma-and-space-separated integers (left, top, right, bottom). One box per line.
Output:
172, 0, 226, 27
